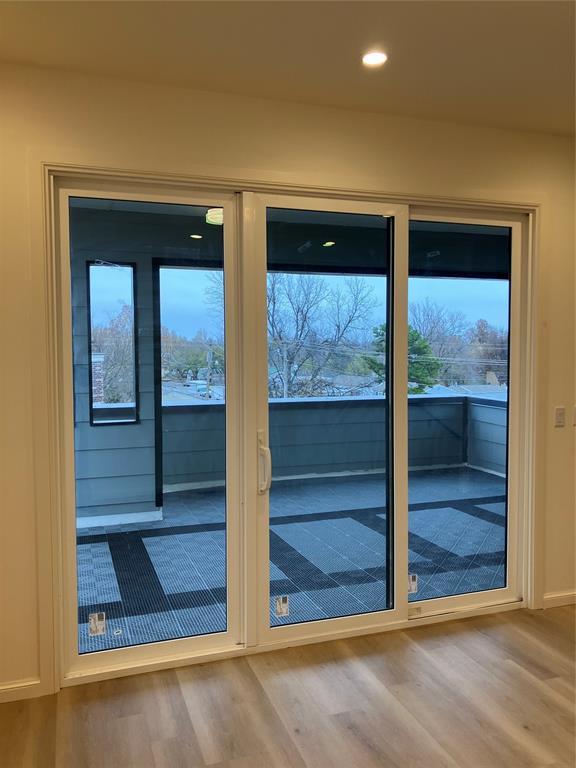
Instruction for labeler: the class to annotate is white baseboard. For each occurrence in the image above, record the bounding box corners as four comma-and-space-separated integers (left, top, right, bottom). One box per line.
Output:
0, 678, 42, 704
542, 590, 576, 608
76, 508, 163, 529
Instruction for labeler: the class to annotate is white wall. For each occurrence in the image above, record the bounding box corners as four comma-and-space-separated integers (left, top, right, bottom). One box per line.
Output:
0, 63, 574, 699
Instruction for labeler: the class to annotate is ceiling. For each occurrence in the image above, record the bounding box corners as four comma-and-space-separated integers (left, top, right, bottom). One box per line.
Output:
0, 1, 574, 135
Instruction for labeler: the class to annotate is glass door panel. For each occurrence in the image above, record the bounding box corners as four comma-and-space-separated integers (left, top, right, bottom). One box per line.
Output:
69, 197, 230, 653
264, 207, 394, 627
407, 220, 511, 602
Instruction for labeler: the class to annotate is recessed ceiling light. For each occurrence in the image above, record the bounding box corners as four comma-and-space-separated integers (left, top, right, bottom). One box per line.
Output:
362, 51, 387, 68
189, 234, 203, 239
323, 241, 336, 247
206, 208, 224, 226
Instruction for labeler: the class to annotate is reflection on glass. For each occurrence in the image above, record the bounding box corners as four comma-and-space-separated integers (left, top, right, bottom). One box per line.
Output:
266, 208, 392, 627
407, 221, 510, 601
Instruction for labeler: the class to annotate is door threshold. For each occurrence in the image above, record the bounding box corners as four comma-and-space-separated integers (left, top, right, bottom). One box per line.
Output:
61, 600, 524, 689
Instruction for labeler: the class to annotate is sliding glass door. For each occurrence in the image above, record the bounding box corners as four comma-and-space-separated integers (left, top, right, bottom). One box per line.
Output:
250, 196, 409, 642
406, 216, 520, 611
63, 191, 241, 671
60, 184, 522, 677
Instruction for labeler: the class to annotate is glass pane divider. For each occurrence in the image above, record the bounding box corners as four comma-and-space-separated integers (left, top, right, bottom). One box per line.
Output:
390, 205, 410, 621
239, 191, 266, 648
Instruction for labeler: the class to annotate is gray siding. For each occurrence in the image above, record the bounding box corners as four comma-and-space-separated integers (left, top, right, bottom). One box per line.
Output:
72, 251, 157, 518
161, 397, 468, 485
270, 400, 387, 477
407, 400, 465, 468
162, 406, 226, 486
467, 400, 508, 475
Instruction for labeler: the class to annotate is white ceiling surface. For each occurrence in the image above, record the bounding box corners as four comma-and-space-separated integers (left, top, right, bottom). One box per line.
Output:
0, 1, 573, 136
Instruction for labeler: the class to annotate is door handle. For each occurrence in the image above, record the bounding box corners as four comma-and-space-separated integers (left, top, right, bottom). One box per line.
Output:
257, 429, 272, 494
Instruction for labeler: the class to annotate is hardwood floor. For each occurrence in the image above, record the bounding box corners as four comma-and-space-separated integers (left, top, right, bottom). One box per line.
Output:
1, 607, 574, 767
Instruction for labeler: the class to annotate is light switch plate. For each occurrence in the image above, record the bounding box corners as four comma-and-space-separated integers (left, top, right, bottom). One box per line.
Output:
554, 406, 566, 428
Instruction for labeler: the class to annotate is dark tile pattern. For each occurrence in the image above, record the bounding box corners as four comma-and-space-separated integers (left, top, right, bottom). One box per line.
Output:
76, 468, 506, 651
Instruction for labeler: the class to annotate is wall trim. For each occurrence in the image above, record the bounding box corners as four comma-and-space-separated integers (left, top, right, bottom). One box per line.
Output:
43, 161, 540, 213
542, 590, 576, 608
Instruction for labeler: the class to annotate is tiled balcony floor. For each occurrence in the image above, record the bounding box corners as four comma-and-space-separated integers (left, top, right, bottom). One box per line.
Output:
76, 467, 506, 653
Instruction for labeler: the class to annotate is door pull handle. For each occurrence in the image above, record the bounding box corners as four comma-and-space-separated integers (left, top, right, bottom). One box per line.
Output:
257, 429, 272, 494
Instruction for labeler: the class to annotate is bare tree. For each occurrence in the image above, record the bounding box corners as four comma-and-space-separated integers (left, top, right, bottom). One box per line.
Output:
267, 274, 378, 397
160, 327, 224, 381
466, 319, 509, 384
409, 298, 470, 385
91, 304, 135, 403
206, 270, 380, 396
409, 299, 509, 386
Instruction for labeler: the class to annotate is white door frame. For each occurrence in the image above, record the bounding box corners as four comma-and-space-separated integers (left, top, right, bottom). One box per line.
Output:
405, 209, 528, 619
55, 181, 244, 683
245, 193, 410, 646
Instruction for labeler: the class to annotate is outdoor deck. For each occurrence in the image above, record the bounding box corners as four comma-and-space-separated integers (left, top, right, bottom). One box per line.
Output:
77, 466, 506, 653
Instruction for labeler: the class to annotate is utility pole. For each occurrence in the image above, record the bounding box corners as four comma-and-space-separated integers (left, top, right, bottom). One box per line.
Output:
206, 344, 213, 399
282, 342, 289, 398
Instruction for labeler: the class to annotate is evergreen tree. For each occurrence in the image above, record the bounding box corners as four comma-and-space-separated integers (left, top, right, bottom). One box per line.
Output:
365, 324, 442, 394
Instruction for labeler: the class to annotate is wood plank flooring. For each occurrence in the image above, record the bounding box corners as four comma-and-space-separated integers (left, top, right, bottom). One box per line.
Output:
1, 606, 574, 767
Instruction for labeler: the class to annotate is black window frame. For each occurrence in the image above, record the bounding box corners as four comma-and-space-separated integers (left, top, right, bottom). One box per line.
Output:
86, 260, 140, 426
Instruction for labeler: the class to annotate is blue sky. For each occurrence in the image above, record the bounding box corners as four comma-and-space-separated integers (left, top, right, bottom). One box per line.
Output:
159, 268, 223, 337
89, 263, 133, 320
409, 277, 509, 328
90, 267, 509, 338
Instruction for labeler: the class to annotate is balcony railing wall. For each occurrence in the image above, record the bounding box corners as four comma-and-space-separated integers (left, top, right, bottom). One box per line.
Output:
74, 395, 507, 520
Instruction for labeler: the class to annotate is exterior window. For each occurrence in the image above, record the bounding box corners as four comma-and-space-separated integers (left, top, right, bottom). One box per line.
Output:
159, 266, 225, 406
88, 262, 138, 424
